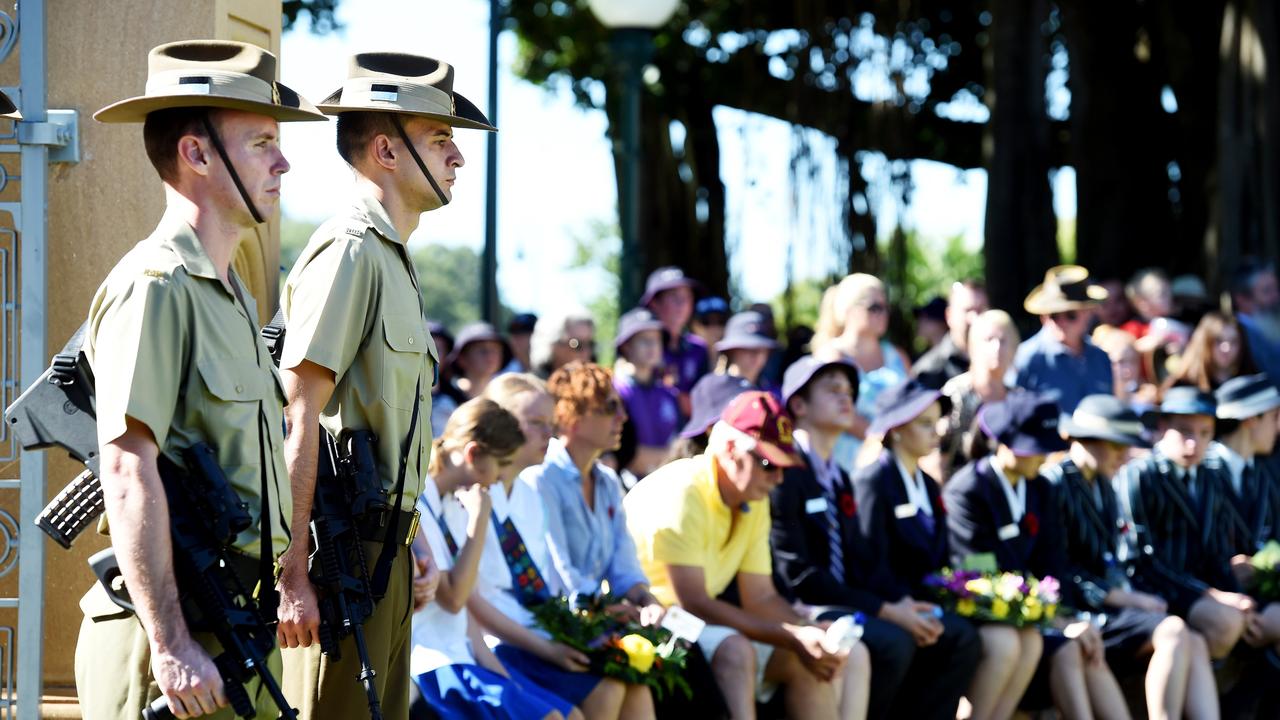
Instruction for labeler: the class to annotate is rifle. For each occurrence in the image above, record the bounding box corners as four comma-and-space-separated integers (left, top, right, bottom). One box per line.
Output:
4, 323, 104, 548
91, 443, 297, 720
309, 429, 387, 720
263, 313, 390, 720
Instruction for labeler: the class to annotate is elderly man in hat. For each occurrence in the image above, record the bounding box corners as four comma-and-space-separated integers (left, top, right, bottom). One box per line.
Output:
76, 41, 324, 719
274, 53, 492, 717
1045, 396, 1217, 719
626, 391, 870, 720
1013, 265, 1114, 414
1113, 388, 1255, 661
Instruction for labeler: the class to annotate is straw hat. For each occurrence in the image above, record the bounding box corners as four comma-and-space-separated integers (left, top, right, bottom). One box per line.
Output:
1023, 265, 1108, 315
318, 52, 495, 131
94, 40, 325, 123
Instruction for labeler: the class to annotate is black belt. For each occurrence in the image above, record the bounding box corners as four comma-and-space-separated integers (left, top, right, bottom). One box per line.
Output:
355, 508, 420, 547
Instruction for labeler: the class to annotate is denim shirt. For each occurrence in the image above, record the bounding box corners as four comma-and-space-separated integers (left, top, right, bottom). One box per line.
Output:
1013, 327, 1112, 414
522, 438, 650, 596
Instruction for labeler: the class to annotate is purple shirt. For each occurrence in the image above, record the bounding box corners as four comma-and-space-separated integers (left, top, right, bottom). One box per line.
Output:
663, 332, 709, 394
615, 374, 680, 447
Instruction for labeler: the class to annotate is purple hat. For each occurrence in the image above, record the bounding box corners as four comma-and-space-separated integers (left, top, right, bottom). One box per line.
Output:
868, 378, 944, 436
781, 355, 859, 411
614, 308, 664, 349
448, 322, 512, 366
680, 373, 754, 439
640, 266, 704, 307
715, 311, 782, 353
979, 393, 1068, 457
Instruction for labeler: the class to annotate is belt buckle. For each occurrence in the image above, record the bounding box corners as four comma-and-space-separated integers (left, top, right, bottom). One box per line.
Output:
404, 509, 421, 547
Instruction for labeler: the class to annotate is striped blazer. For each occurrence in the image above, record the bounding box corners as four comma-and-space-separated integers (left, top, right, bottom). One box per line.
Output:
1113, 449, 1238, 613
1041, 459, 1130, 612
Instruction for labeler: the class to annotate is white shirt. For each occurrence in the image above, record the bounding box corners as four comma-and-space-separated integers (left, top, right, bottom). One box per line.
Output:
1211, 440, 1247, 497
990, 462, 1027, 522
476, 476, 563, 635
894, 457, 934, 518
410, 483, 474, 675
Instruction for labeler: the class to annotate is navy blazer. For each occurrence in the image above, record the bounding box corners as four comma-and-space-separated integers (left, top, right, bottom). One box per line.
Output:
1113, 449, 1238, 613
943, 456, 1067, 580
770, 452, 886, 616
1041, 459, 1129, 611
853, 450, 950, 601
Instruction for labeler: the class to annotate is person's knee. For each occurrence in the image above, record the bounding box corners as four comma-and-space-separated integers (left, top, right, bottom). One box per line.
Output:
1053, 639, 1083, 673
1195, 604, 1245, 657
849, 639, 871, 675
588, 677, 627, 706
979, 627, 1021, 664
711, 634, 757, 683
1152, 614, 1190, 649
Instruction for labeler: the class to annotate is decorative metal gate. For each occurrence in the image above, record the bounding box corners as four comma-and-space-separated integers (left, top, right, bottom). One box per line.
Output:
0, 1, 80, 717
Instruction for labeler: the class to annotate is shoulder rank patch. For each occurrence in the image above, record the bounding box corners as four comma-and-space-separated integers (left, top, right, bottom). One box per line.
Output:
142, 269, 166, 278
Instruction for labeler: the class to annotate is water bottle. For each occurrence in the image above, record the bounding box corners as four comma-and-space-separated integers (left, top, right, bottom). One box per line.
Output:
824, 612, 865, 653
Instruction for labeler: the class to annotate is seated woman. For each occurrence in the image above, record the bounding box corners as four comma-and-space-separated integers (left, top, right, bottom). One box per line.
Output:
810, 274, 911, 475
945, 394, 1130, 720
936, 310, 1019, 482
713, 310, 782, 396
612, 308, 681, 480
1044, 395, 1216, 720
410, 398, 575, 720
522, 362, 663, 718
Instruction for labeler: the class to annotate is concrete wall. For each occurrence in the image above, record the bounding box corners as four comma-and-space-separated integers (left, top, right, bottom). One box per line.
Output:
0, 1, 284, 709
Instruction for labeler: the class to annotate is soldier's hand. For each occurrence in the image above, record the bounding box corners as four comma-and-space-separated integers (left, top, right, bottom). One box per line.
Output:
152, 637, 227, 718
276, 567, 322, 648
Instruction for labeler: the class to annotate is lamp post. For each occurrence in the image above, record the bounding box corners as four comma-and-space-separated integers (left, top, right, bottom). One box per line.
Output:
587, 0, 679, 311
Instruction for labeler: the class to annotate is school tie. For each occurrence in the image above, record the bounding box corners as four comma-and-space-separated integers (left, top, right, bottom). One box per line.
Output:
823, 469, 846, 584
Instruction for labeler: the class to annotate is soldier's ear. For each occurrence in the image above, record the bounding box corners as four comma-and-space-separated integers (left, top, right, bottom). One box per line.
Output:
368, 133, 398, 171
176, 134, 211, 177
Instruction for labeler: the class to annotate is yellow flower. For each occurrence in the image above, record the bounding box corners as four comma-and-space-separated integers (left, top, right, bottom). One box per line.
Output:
1022, 597, 1042, 622
1045, 603, 1058, 619
956, 598, 977, 617
618, 634, 656, 673
991, 599, 1010, 619
965, 578, 993, 595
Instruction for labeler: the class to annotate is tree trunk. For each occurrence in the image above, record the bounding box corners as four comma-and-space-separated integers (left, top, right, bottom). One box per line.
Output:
1215, 0, 1280, 290
1060, 0, 1180, 282
984, 0, 1059, 318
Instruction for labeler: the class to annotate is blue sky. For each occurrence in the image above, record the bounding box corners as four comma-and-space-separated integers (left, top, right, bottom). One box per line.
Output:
279, 0, 1076, 317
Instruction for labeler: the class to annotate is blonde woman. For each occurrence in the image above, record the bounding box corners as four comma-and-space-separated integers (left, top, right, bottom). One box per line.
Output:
813, 274, 911, 473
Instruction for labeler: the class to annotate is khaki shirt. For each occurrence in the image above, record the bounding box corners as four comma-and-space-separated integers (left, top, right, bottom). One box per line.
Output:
281, 191, 437, 512
87, 210, 292, 558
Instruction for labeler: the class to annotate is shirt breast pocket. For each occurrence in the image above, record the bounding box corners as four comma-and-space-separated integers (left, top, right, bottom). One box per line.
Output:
196, 358, 272, 464
381, 313, 433, 411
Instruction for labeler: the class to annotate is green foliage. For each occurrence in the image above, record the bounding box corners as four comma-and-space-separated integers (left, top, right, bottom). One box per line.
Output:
882, 232, 985, 313
770, 277, 832, 336
278, 214, 498, 333
1250, 540, 1280, 601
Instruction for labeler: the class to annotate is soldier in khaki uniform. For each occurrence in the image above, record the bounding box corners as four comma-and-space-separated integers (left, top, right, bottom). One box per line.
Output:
74, 41, 326, 719
275, 53, 495, 718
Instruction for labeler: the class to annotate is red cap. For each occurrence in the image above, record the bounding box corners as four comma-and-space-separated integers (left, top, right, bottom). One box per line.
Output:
720, 391, 801, 467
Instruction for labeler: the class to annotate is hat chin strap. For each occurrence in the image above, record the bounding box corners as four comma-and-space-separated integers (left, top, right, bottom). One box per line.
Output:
391, 115, 450, 208
200, 114, 265, 225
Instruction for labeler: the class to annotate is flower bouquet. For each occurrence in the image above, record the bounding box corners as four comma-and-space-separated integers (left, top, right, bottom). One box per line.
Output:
1249, 540, 1280, 601
530, 593, 693, 700
924, 568, 1061, 627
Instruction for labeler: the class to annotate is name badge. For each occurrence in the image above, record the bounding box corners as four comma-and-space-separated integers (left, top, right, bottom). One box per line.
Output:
661, 605, 706, 643
997, 523, 1021, 541
894, 503, 918, 519
805, 497, 829, 515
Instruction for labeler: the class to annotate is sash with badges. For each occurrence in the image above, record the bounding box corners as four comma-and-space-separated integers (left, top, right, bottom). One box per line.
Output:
432, 508, 460, 559
492, 510, 552, 606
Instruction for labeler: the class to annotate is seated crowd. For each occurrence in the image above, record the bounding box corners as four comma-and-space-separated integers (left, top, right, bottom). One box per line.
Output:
408, 261, 1280, 719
